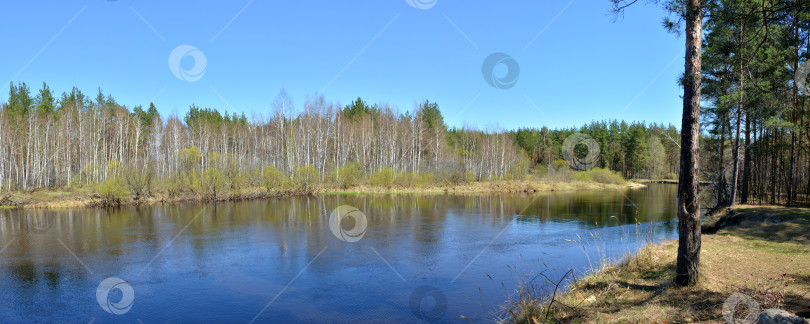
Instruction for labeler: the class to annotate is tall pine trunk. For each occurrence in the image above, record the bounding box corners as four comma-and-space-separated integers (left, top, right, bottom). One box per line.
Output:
788, 17, 799, 206
730, 22, 744, 207
741, 112, 751, 204
771, 129, 777, 204
716, 111, 726, 207
676, 0, 703, 287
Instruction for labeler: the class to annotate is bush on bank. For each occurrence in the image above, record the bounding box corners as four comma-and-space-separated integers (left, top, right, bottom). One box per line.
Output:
46, 159, 633, 207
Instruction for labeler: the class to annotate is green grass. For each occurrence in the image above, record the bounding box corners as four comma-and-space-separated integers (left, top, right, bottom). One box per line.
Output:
544, 168, 627, 185
719, 232, 809, 254
584, 168, 627, 185
321, 191, 363, 195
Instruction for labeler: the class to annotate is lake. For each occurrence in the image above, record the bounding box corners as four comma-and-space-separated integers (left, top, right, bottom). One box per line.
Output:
0, 184, 681, 323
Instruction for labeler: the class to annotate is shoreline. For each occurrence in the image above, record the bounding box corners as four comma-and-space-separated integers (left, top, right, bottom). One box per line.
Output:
634, 178, 713, 186
504, 205, 810, 323
1, 180, 647, 210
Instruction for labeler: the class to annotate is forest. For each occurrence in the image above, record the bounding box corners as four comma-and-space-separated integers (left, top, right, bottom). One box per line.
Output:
0, 83, 684, 200
699, 0, 810, 207
2, 51, 809, 207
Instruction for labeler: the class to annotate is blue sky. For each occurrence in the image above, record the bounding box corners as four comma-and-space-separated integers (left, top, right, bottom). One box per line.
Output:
1, 0, 684, 130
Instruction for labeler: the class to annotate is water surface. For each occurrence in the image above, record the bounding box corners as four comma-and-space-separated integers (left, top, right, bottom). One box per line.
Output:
0, 184, 680, 323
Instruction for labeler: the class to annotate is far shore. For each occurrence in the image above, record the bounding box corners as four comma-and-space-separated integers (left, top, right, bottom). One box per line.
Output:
0, 180, 647, 210
634, 178, 713, 186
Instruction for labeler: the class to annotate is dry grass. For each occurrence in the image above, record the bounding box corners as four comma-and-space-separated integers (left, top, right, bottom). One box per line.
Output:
504, 206, 810, 323
324, 180, 642, 196
2, 179, 645, 209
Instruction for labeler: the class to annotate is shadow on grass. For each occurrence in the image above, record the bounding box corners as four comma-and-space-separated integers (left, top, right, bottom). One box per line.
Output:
548, 258, 726, 323
784, 293, 810, 318
550, 256, 808, 323
704, 206, 810, 245
728, 222, 810, 245
780, 273, 810, 317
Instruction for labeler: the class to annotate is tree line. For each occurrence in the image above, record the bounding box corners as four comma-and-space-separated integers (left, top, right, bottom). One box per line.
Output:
0, 85, 529, 196
0, 81, 693, 198
511, 121, 682, 179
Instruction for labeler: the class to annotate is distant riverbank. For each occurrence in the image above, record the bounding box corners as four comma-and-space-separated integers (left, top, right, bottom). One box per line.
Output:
634, 178, 714, 186
502, 205, 810, 323
0, 179, 646, 210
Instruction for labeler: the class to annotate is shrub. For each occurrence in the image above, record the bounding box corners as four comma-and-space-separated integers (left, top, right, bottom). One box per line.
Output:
533, 164, 548, 178
221, 156, 246, 193
465, 171, 476, 182
95, 177, 127, 207
335, 162, 363, 189
394, 171, 434, 188
436, 168, 469, 185
184, 171, 202, 195
543, 160, 577, 182
369, 167, 396, 188
164, 174, 184, 198
122, 166, 154, 200
293, 164, 319, 192
551, 159, 570, 172
574, 171, 594, 182
507, 158, 530, 180
394, 171, 416, 187
243, 168, 263, 187
262, 165, 287, 192
585, 168, 626, 185
416, 172, 434, 187
200, 168, 228, 200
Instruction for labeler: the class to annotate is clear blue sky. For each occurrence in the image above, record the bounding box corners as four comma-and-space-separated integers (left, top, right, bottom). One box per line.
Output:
1, 0, 684, 130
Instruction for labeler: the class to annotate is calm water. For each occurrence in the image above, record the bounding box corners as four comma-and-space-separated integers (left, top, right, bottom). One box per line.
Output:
0, 184, 681, 323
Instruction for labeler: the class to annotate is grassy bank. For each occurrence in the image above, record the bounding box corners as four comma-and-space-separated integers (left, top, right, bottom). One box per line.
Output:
323, 179, 644, 195
0, 176, 643, 210
503, 205, 810, 323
